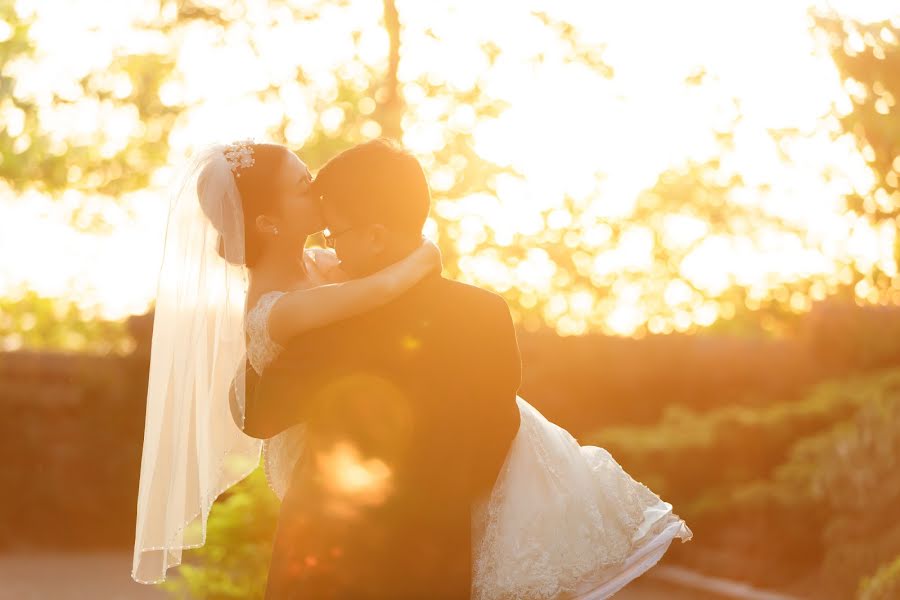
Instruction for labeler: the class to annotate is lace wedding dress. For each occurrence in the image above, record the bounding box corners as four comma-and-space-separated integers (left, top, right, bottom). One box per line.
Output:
246, 291, 692, 599
246, 291, 306, 501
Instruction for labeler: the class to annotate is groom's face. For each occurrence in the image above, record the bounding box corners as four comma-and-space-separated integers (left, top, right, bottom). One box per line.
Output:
322, 202, 384, 278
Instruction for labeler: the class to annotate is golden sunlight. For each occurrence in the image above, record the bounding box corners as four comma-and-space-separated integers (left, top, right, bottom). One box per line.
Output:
2, 0, 900, 339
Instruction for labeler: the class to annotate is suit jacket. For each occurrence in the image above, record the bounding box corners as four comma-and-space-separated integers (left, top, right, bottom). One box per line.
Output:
242, 273, 522, 599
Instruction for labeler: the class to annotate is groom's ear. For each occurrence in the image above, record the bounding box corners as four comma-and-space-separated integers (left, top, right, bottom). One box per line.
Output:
369, 223, 388, 255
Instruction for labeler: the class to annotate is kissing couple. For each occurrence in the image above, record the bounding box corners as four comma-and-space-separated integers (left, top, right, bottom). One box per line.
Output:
132, 138, 691, 599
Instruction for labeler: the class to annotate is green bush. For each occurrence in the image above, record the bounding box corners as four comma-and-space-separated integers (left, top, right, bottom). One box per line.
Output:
585, 368, 900, 595
859, 555, 900, 600
794, 375, 900, 598
159, 467, 279, 600
0, 291, 131, 353
585, 370, 891, 507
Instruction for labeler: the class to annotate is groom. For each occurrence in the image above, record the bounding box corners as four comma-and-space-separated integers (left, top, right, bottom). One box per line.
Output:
242, 139, 522, 599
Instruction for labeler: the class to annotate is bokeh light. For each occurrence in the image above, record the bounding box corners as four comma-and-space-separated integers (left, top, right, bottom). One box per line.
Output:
2, 0, 899, 342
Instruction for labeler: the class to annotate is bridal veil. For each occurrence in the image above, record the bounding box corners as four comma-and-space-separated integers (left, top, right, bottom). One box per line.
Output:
132, 143, 263, 583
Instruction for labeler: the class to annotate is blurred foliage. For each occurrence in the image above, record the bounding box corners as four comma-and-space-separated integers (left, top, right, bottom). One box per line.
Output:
158, 467, 279, 600
559, 133, 811, 336
812, 10, 900, 222
3, 0, 900, 346
588, 368, 900, 597
0, 290, 130, 353
0, 0, 179, 197
2, 0, 521, 349
806, 9, 900, 312
859, 554, 900, 600
588, 370, 877, 505
797, 379, 900, 599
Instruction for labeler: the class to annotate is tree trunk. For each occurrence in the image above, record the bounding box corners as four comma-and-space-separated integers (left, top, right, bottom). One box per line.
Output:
379, 0, 404, 140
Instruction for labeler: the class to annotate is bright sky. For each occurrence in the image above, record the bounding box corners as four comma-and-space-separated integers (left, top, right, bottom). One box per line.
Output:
1, 0, 899, 336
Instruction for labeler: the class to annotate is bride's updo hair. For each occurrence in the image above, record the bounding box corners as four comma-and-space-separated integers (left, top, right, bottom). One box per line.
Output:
199, 143, 289, 268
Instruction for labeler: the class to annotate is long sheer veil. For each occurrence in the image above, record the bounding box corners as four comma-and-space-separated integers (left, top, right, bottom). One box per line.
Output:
132, 144, 263, 584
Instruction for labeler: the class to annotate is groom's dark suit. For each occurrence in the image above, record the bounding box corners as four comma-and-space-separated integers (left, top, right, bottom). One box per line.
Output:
242, 273, 521, 599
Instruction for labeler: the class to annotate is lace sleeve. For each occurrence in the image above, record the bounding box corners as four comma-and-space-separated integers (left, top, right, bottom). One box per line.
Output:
246, 290, 287, 375
247, 290, 306, 502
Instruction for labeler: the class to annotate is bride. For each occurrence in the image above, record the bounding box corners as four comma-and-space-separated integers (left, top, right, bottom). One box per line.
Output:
132, 140, 691, 599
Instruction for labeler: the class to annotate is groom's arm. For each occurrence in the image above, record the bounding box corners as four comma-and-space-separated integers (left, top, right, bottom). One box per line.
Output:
240, 325, 352, 439
465, 292, 522, 496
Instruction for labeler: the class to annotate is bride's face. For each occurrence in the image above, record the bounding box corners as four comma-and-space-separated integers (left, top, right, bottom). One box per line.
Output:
266, 152, 324, 247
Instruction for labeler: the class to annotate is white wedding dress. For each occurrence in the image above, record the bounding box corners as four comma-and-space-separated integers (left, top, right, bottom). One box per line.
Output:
246, 290, 692, 600
246, 291, 308, 502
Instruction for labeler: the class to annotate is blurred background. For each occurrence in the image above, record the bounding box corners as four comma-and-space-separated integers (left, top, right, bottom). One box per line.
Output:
1, 0, 900, 598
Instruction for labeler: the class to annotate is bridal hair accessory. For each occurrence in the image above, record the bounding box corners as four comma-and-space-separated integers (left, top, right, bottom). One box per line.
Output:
224, 139, 255, 177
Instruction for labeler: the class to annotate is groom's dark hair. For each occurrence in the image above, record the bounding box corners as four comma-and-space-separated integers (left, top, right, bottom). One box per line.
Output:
312, 138, 430, 235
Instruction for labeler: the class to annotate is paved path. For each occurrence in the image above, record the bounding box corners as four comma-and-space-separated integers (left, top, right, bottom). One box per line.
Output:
616, 576, 730, 599
0, 552, 166, 600
0, 552, 741, 599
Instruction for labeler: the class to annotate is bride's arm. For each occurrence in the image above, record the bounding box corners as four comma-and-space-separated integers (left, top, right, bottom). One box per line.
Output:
266, 240, 441, 344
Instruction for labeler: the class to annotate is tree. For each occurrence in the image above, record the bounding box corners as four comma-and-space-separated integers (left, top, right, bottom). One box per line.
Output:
8, 1, 899, 351
808, 10, 900, 307
812, 11, 900, 222
0, 0, 182, 198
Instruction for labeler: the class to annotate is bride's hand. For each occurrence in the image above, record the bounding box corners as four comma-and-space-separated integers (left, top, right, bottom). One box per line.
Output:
303, 248, 348, 285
